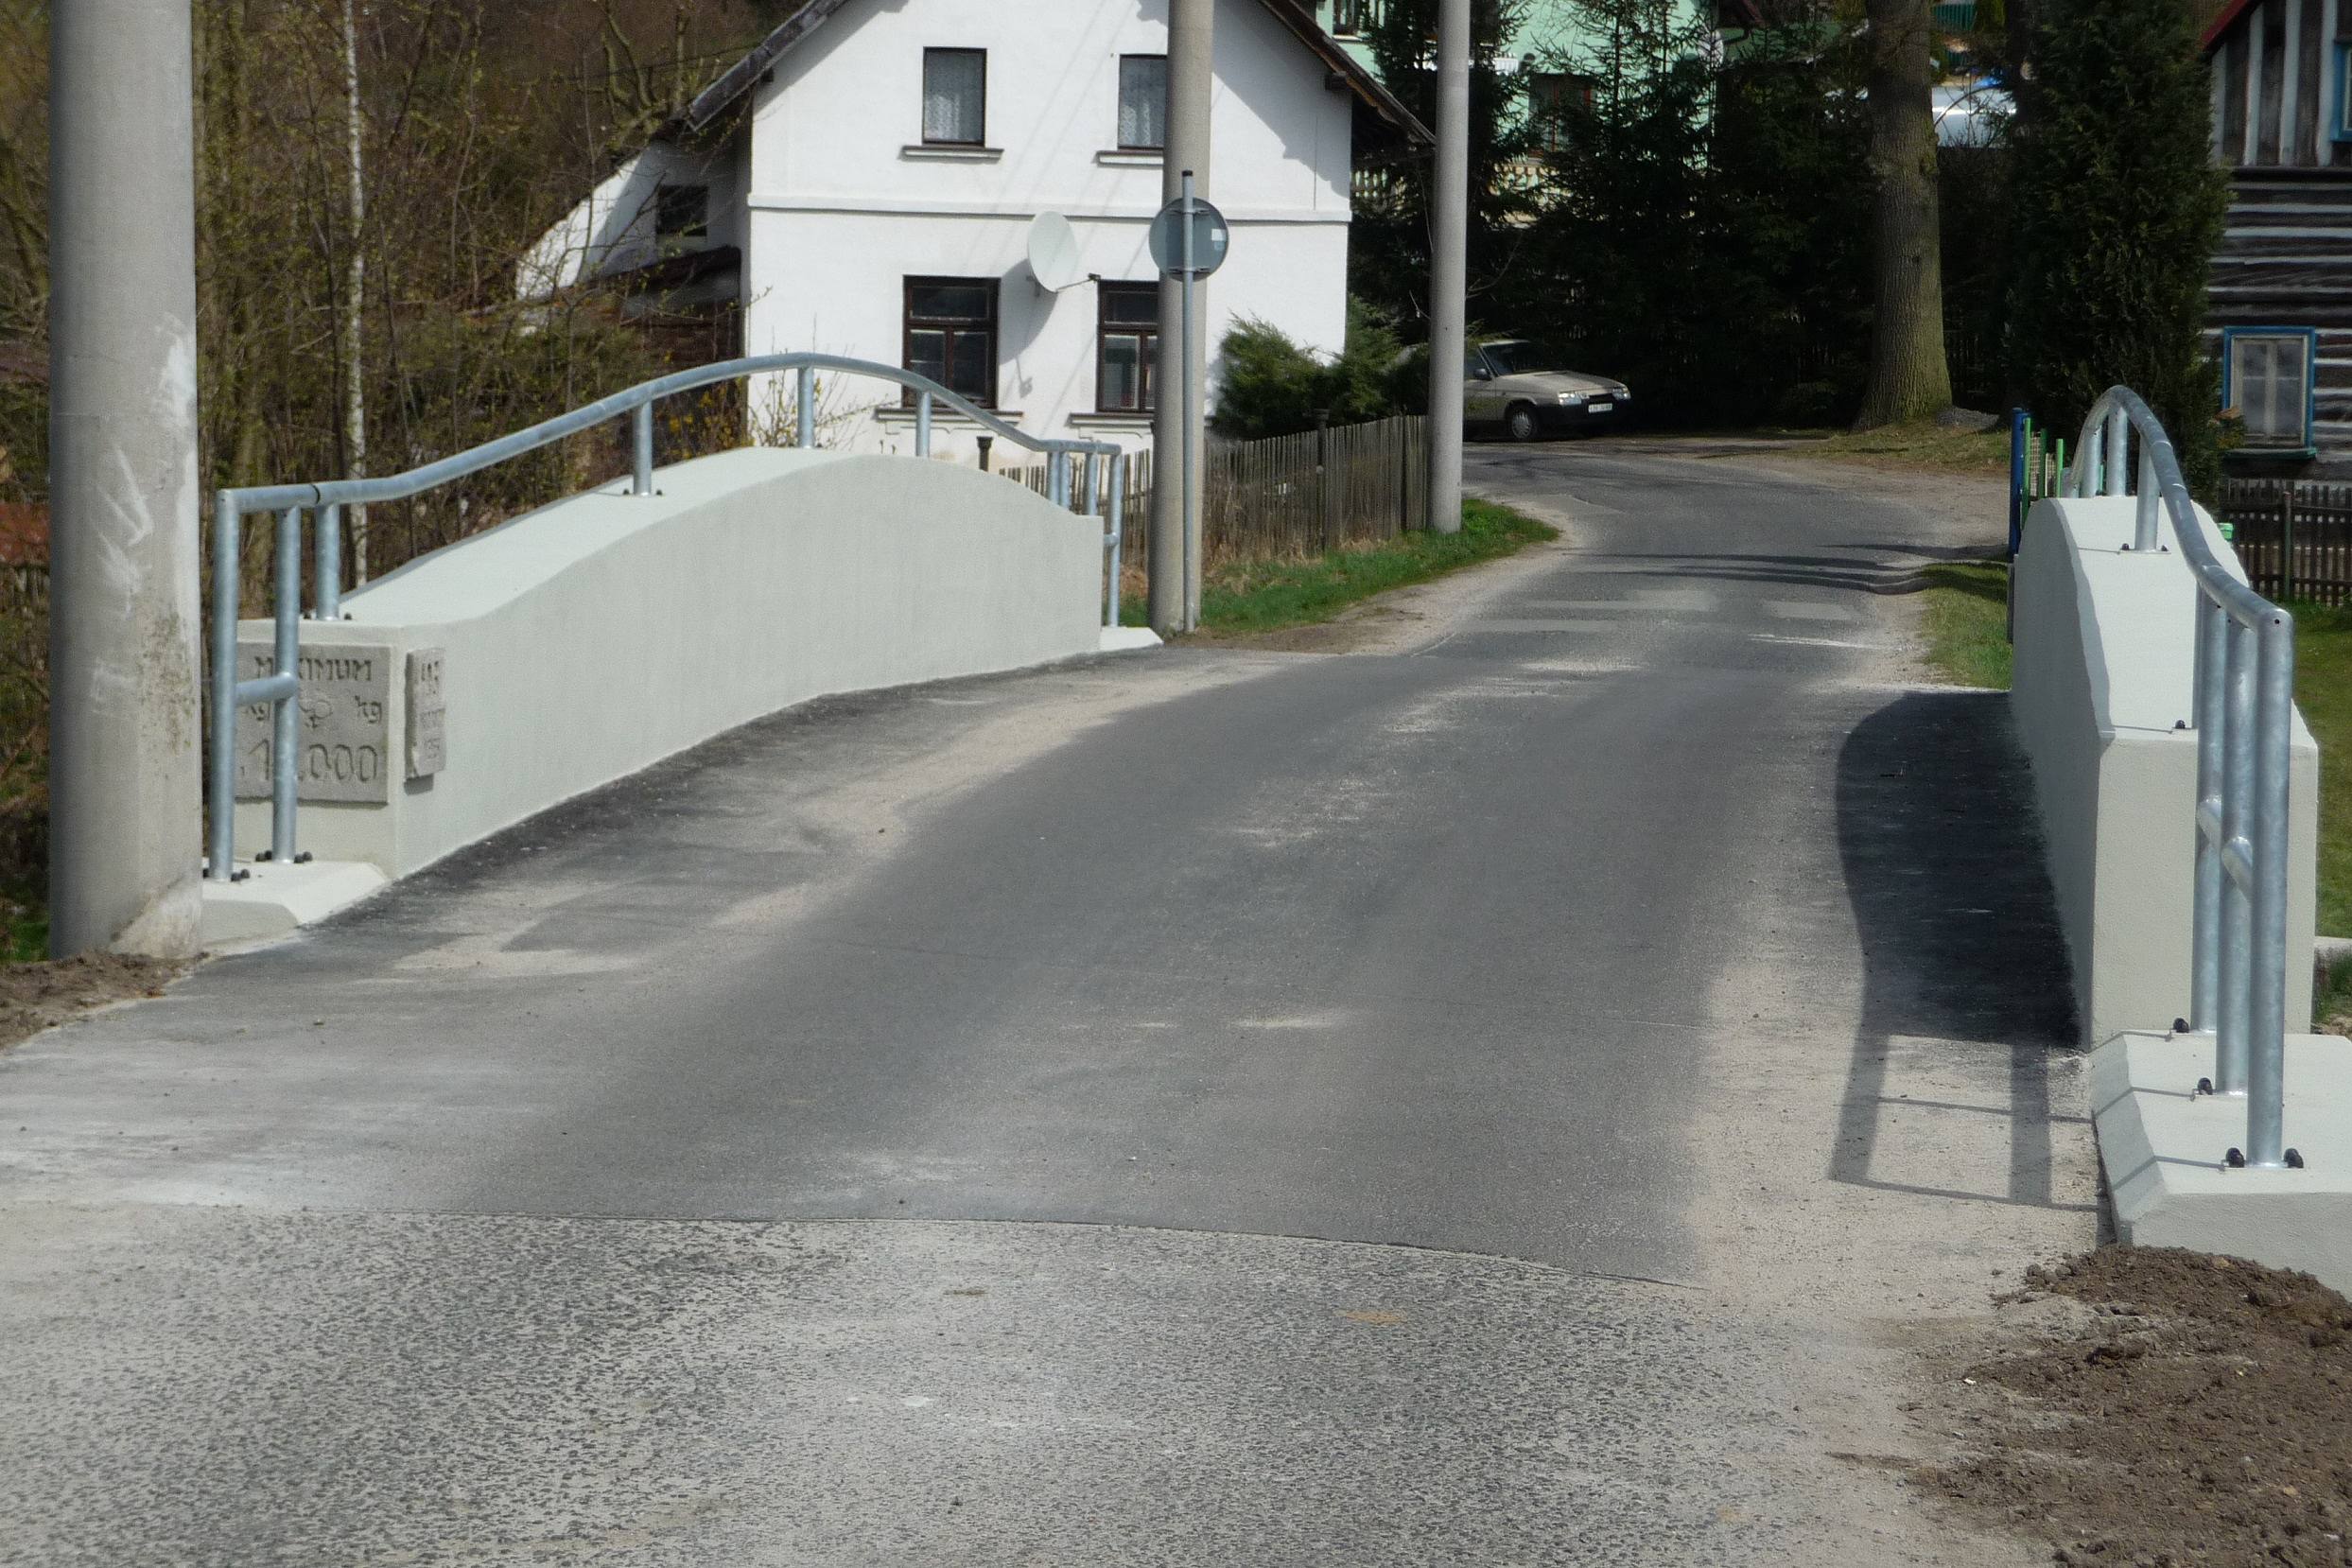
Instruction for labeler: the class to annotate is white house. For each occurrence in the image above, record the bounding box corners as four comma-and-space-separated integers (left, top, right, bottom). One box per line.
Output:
522, 0, 1427, 457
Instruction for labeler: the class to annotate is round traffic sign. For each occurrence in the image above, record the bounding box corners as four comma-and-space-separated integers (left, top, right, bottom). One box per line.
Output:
1148, 195, 1229, 281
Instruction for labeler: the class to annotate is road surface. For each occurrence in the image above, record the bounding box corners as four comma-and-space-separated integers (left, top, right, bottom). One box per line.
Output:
0, 442, 2098, 1565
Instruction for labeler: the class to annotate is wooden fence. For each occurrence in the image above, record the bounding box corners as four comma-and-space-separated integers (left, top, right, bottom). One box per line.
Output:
2218, 479, 2352, 605
1001, 413, 1431, 566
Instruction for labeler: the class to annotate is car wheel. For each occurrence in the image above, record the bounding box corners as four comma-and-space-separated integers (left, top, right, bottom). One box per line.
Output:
1505, 403, 1541, 443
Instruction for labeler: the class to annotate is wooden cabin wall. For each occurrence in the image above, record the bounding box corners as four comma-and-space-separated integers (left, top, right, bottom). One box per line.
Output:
2211, 0, 2346, 169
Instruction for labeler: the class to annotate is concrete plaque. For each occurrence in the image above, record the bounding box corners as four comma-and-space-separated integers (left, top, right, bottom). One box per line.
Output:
407, 649, 446, 779
234, 642, 392, 803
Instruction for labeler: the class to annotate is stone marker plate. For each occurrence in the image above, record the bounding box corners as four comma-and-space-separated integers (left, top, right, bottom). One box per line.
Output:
235, 643, 392, 803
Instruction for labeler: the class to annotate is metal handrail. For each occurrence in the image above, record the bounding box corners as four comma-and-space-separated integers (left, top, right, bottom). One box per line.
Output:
208, 351, 1131, 886
2063, 385, 2300, 1170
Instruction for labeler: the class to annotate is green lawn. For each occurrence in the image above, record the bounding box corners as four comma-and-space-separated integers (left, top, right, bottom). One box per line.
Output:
1124, 497, 1558, 635
1918, 561, 2013, 689
2289, 602, 2352, 940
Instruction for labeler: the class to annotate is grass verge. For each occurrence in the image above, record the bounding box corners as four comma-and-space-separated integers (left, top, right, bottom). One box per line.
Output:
1761, 421, 2012, 477
1918, 560, 2013, 689
2290, 601, 2352, 945
1123, 497, 1557, 635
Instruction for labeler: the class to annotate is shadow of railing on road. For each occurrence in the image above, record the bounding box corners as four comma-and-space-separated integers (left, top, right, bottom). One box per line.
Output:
1832, 688, 2095, 1213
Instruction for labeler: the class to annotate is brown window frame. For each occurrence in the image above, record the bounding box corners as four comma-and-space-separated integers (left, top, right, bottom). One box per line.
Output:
1096, 282, 1159, 414
921, 47, 988, 147
904, 276, 1000, 409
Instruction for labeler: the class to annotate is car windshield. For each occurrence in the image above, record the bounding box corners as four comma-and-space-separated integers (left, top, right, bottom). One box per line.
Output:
1478, 340, 1555, 376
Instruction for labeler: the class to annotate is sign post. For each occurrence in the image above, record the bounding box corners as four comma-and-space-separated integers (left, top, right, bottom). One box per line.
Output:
1148, 176, 1228, 630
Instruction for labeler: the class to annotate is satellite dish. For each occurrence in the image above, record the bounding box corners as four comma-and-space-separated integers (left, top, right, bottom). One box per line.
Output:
1026, 211, 1085, 292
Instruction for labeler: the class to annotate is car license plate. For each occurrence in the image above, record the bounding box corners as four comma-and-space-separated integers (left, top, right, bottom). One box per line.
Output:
1586, 400, 1613, 414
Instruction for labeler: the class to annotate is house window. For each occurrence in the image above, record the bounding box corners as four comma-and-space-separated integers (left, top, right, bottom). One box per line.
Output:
1098, 283, 1159, 412
2336, 42, 2352, 142
1119, 56, 1168, 150
1332, 0, 1385, 37
1524, 73, 1593, 150
654, 183, 707, 248
905, 278, 998, 406
922, 48, 986, 146
2222, 327, 2320, 455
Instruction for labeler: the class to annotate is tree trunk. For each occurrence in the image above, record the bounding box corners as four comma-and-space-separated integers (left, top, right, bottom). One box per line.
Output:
341, 0, 370, 583
1854, 0, 1951, 429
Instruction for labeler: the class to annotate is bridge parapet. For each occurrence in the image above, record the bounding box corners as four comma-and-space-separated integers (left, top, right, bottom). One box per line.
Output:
214, 445, 1111, 920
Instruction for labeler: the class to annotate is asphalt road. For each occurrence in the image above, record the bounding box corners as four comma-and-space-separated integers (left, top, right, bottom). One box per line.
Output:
0, 441, 2094, 1566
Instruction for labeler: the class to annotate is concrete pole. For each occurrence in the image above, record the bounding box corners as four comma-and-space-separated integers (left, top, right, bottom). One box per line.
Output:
46, 0, 205, 958
1151, 0, 1211, 632
1424, 0, 1471, 535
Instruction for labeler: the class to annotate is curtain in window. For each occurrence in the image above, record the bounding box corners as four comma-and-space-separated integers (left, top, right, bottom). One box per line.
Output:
1119, 57, 1167, 149
924, 50, 984, 144
2232, 335, 2310, 445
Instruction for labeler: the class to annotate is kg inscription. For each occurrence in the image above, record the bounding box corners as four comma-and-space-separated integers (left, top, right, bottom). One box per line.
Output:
407, 648, 446, 780
235, 642, 392, 803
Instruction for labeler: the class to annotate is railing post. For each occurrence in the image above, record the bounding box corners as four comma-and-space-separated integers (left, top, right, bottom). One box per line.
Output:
2134, 444, 2161, 553
1106, 451, 1125, 630
207, 493, 240, 880
632, 404, 654, 496
797, 366, 815, 449
2219, 616, 2256, 1097
315, 502, 342, 619
2103, 403, 2131, 497
916, 392, 932, 458
2008, 407, 2028, 559
2245, 608, 2297, 1167
2078, 427, 2101, 501
270, 505, 303, 865
2192, 594, 2226, 1035
1081, 448, 1099, 527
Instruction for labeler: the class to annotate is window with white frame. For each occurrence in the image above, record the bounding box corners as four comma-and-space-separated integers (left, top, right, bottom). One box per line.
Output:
922, 47, 986, 146
1119, 56, 1168, 150
2223, 327, 2320, 454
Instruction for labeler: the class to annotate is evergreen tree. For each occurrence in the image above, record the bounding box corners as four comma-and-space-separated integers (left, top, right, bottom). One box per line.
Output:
1348, 0, 1532, 332
2005, 0, 2225, 490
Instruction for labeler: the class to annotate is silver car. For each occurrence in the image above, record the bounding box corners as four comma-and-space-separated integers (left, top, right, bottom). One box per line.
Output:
1464, 340, 1631, 442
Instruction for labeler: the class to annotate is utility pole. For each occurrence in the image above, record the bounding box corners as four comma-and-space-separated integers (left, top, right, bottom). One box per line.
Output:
47, 0, 204, 958
341, 0, 371, 583
1424, 0, 1470, 535
1151, 0, 1211, 632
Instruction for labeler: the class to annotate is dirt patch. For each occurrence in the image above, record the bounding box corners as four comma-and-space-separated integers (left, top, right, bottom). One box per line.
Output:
0, 952, 185, 1052
1925, 1246, 2352, 1566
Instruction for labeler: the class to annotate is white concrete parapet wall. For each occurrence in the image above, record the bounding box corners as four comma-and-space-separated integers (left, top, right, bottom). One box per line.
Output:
233, 446, 1106, 880
2011, 495, 2318, 1048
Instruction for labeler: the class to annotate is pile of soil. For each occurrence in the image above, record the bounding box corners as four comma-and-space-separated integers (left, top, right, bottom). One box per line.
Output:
0, 951, 182, 1052
1925, 1246, 2352, 1566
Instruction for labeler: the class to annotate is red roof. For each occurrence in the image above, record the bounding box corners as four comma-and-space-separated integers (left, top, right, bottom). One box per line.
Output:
2204, 0, 2259, 50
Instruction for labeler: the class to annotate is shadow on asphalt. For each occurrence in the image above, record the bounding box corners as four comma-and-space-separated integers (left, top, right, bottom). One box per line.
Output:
1577, 550, 1953, 595
1832, 688, 2095, 1214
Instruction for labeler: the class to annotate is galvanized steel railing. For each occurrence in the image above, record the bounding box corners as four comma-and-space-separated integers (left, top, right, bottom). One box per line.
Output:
2064, 386, 2302, 1170
208, 352, 1129, 884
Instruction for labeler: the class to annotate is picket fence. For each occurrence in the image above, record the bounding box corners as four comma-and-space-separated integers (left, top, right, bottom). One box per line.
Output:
2217, 479, 2352, 606
1002, 414, 1431, 566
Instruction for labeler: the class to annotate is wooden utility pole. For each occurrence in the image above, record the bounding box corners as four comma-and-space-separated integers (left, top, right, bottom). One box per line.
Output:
1854, 0, 1952, 429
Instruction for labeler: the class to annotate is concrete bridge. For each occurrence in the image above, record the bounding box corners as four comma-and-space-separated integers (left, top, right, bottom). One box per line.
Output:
0, 440, 2101, 1565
